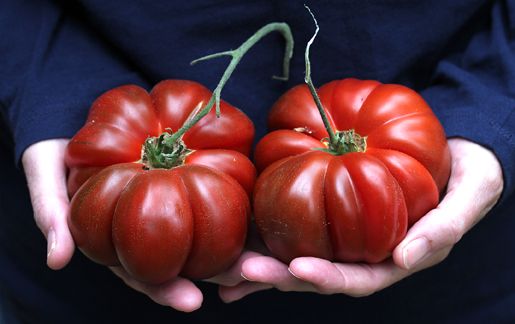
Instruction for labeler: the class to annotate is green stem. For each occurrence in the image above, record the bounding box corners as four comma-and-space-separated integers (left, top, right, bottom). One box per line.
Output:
164, 22, 294, 146
303, 6, 337, 144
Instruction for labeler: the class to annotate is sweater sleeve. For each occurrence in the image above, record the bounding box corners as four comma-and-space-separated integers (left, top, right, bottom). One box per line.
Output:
421, 0, 515, 204
0, 0, 147, 163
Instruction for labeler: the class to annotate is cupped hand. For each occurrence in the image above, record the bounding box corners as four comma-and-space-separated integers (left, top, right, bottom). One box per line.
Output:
22, 139, 251, 312
219, 138, 504, 302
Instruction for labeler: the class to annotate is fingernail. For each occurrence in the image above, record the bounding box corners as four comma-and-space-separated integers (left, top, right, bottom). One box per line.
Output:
241, 272, 252, 281
47, 229, 57, 259
402, 237, 430, 269
287, 267, 301, 279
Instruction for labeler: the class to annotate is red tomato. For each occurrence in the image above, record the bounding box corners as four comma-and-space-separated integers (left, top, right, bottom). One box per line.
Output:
253, 78, 451, 264
66, 80, 255, 283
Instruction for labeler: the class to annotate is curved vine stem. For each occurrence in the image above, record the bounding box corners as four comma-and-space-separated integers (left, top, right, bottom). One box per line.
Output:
303, 6, 337, 144
164, 22, 294, 146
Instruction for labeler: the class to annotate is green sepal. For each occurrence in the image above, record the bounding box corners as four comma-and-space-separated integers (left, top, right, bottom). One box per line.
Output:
141, 130, 192, 170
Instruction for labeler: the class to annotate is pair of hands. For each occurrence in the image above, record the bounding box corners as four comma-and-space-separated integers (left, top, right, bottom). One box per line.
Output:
21, 137, 503, 312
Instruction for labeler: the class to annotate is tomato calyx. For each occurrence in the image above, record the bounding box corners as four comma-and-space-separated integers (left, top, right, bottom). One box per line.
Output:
317, 129, 367, 155
142, 130, 191, 169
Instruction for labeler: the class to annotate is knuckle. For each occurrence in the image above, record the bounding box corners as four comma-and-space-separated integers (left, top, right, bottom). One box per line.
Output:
478, 150, 504, 197
482, 164, 503, 194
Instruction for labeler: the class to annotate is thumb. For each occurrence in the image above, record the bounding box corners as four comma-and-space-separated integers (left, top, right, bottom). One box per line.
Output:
22, 139, 75, 270
393, 139, 503, 270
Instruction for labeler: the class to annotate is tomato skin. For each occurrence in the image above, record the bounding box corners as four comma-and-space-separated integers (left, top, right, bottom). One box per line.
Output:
65, 85, 161, 168
185, 149, 256, 197
176, 165, 249, 279
69, 163, 144, 265
67, 166, 104, 197
322, 153, 407, 263
254, 78, 450, 263
254, 152, 335, 262
366, 148, 439, 226
112, 169, 195, 284
254, 129, 325, 173
66, 80, 254, 283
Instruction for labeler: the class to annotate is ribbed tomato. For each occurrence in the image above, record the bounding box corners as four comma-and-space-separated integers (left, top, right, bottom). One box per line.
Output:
253, 78, 451, 263
65, 80, 255, 283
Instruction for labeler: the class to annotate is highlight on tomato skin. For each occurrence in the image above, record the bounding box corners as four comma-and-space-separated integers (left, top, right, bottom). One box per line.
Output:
253, 78, 451, 264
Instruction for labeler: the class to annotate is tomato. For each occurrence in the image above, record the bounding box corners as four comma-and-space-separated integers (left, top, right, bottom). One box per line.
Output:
253, 78, 451, 264
65, 80, 255, 283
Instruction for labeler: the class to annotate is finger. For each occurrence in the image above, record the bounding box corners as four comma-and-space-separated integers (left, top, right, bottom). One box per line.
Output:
240, 255, 315, 292
110, 267, 203, 312
22, 139, 75, 270
206, 250, 263, 286
394, 139, 503, 270
393, 206, 458, 270
219, 254, 311, 303
289, 258, 411, 297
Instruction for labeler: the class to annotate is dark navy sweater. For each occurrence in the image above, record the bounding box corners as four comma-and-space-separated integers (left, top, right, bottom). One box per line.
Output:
0, 1, 514, 323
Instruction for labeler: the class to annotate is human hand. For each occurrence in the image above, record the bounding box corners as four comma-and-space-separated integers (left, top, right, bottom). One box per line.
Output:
22, 139, 75, 270
22, 139, 252, 312
219, 138, 504, 301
